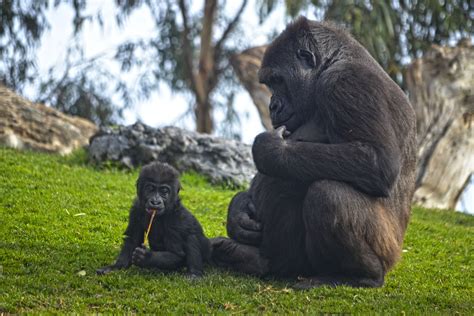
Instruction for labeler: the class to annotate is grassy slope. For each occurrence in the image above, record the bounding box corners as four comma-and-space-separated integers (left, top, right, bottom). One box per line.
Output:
0, 147, 472, 313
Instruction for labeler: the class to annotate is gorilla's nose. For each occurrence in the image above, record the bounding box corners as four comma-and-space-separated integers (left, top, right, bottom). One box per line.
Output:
150, 199, 163, 207
270, 98, 282, 114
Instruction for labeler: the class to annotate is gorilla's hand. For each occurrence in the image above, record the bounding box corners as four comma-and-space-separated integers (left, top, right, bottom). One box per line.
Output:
252, 126, 290, 176
96, 263, 126, 275
96, 256, 131, 275
132, 245, 152, 267
227, 191, 262, 246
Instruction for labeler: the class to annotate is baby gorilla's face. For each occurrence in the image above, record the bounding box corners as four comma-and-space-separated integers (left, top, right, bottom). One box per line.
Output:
141, 181, 173, 216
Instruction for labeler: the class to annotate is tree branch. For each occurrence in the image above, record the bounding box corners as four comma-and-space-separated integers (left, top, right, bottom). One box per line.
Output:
214, 0, 248, 57
177, 0, 198, 97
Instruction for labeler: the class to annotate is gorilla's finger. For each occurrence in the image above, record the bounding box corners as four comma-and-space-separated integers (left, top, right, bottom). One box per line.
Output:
247, 200, 257, 216
134, 246, 146, 254
239, 212, 262, 231
132, 249, 146, 263
186, 273, 203, 281
133, 254, 145, 262
96, 266, 113, 275
132, 254, 144, 264
236, 229, 262, 246
276, 125, 287, 138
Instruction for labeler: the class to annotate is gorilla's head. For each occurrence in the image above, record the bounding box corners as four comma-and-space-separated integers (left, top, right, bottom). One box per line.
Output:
136, 162, 181, 216
258, 17, 354, 132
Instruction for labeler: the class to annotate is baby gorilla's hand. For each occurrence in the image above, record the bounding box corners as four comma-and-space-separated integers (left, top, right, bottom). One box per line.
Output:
132, 245, 151, 267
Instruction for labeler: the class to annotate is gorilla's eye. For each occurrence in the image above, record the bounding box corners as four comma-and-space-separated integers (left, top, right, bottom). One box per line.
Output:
297, 49, 317, 68
159, 186, 170, 196
144, 183, 155, 192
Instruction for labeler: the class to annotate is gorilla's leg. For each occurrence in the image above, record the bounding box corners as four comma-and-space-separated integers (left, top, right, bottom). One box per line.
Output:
296, 180, 400, 289
211, 237, 268, 276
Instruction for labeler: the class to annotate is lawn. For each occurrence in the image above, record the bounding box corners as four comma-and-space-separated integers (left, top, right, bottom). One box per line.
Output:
0, 147, 473, 313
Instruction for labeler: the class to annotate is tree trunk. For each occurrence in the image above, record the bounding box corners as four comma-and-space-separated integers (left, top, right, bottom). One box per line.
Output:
178, 0, 248, 134
406, 41, 474, 210
195, 99, 213, 133
177, 0, 216, 134
230, 46, 272, 130
195, 0, 217, 134
231, 41, 474, 211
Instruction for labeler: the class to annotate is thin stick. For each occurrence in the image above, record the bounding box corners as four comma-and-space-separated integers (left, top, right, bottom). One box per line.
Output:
143, 210, 157, 246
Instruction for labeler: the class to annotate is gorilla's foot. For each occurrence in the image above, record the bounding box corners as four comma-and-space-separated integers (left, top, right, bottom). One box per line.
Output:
210, 237, 268, 276
293, 276, 384, 290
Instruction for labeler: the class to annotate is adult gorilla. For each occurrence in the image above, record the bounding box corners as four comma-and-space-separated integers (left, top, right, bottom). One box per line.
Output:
211, 17, 417, 289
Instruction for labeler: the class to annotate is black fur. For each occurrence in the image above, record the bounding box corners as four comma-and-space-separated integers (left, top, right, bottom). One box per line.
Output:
97, 162, 211, 277
212, 17, 417, 288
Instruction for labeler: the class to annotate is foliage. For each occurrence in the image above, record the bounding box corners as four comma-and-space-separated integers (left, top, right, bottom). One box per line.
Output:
0, 0, 249, 135
0, 0, 49, 90
1, 147, 473, 313
35, 41, 132, 126
323, 0, 474, 85
113, 0, 249, 135
263, 0, 474, 85
0, 0, 128, 126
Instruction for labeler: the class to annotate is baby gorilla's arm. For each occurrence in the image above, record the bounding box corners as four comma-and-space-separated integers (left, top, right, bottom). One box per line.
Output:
132, 245, 185, 269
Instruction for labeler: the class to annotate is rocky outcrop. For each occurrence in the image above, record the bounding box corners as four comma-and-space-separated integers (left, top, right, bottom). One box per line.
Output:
88, 123, 256, 187
0, 85, 98, 155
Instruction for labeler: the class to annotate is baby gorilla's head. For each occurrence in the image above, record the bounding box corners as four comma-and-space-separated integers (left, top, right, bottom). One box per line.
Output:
136, 162, 181, 216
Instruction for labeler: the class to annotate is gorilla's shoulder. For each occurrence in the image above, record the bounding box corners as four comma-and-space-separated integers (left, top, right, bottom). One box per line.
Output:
320, 61, 381, 83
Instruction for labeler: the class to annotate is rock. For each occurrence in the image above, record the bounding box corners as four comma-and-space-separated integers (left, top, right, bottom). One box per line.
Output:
0, 85, 98, 155
88, 123, 256, 187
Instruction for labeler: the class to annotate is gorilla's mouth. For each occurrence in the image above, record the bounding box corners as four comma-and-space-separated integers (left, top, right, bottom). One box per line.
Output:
146, 207, 164, 216
273, 114, 295, 129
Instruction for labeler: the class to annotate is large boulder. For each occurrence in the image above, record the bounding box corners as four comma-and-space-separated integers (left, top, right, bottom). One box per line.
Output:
88, 123, 256, 187
0, 85, 98, 155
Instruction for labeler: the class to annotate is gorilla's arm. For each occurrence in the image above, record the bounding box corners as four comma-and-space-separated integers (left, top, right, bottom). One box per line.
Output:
253, 64, 401, 197
253, 137, 398, 197
132, 246, 185, 269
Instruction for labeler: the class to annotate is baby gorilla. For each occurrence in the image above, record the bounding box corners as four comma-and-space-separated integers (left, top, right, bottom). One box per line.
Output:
97, 162, 211, 277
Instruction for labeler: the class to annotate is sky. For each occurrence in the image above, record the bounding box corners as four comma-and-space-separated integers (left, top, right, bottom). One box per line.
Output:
24, 1, 472, 214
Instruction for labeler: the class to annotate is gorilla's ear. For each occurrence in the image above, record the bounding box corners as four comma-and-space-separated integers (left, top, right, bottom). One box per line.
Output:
297, 49, 317, 68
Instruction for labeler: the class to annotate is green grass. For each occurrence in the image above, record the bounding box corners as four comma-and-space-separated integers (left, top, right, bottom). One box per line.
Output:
0, 147, 473, 313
